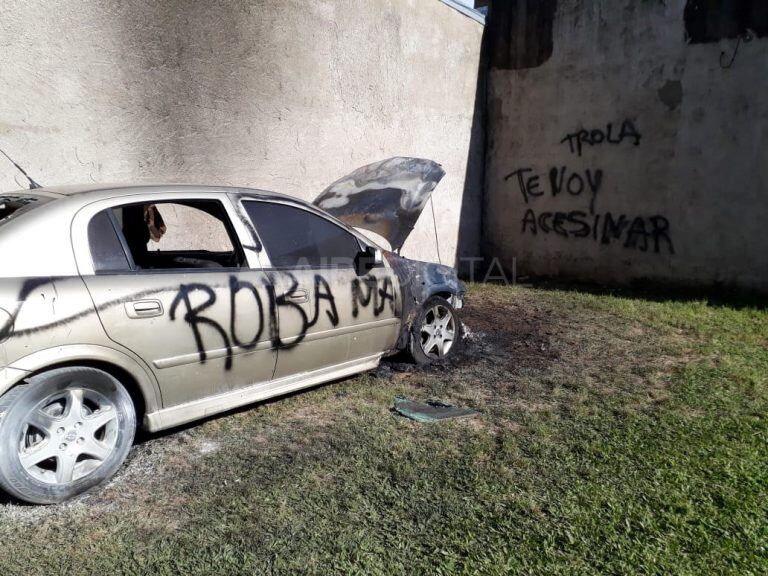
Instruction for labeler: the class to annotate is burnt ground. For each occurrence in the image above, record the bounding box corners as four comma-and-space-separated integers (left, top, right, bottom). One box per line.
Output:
0, 283, 765, 575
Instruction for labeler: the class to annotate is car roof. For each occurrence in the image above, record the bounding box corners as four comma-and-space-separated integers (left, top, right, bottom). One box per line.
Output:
0, 182, 363, 278
2, 183, 320, 213
20, 183, 296, 202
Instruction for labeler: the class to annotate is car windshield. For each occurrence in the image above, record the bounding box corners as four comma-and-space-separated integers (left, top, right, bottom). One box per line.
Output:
0, 194, 52, 227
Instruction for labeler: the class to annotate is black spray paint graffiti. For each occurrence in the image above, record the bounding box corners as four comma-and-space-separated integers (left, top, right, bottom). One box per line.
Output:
351, 276, 396, 318
2, 272, 398, 372
170, 283, 235, 368
229, 276, 265, 350
1, 280, 173, 340
520, 210, 674, 254
263, 273, 340, 351
169, 274, 341, 370
168, 272, 398, 370
560, 120, 641, 157
506, 120, 675, 255
505, 166, 603, 214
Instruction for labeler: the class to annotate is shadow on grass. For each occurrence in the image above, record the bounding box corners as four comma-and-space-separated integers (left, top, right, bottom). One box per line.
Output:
508, 278, 767, 311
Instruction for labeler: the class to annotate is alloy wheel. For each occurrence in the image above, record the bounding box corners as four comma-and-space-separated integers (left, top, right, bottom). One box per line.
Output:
420, 304, 456, 359
17, 387, 118, 485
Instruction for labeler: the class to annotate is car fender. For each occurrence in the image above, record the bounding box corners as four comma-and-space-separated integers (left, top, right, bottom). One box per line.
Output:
383, 252, 465, 349
3, 344, 162, 415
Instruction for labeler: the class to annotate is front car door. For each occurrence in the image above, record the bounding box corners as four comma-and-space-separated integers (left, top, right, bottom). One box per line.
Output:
239, 197, 401, 379
72, 190, 276, 409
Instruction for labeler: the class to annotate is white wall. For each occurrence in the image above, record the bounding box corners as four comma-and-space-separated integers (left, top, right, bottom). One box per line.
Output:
0, 0, 484, 264
485, 0, 768, 292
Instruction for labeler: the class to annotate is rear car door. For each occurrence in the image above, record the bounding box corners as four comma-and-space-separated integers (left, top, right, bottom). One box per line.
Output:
72, 192, 276, 408
241, 199, 401, 379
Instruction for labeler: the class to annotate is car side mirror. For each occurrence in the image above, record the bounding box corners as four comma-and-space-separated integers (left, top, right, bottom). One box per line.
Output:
354, 245, 382, 276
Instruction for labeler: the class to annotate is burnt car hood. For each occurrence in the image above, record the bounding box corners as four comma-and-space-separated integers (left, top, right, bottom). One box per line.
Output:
313, 157, 445, 252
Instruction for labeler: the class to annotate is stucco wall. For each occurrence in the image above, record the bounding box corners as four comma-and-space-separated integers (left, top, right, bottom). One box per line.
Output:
485, 0, 768, 292
0, 0, 484, 265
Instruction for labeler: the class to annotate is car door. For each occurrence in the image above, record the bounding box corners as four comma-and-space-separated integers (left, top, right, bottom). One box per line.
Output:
240, 198, 401, 379
73, 192, 277, 409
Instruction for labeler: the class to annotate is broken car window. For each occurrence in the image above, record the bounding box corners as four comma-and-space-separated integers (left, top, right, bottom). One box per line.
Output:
109, 200, 245, 270
0, 195, 52, 227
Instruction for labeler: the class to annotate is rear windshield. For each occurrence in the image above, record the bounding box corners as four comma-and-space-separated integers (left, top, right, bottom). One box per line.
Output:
0, 195, 52, 227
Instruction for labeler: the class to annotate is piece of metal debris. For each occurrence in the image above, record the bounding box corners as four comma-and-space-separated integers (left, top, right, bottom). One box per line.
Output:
393, 396, 478, 423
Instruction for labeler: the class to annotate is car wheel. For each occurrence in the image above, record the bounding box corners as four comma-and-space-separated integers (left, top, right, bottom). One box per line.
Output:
409, 295, 463, 365
0, 367, 136, 504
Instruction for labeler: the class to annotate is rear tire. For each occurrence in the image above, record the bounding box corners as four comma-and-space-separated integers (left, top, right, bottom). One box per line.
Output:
408, 296, 463, 365
0, 367, 136, 504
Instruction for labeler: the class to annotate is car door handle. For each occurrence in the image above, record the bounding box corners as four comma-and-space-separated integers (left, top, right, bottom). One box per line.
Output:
126, 299, 164, 318
284, 290, 309, 304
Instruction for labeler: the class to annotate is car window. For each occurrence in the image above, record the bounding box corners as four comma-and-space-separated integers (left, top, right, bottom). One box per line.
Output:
243, 201, 361, 268
103, 200, 244, 271
0, 194, 53, 228
88, 210, 131, 273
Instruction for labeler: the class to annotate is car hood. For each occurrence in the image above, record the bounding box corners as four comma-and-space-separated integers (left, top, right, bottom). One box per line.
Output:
313, 157, 445, 252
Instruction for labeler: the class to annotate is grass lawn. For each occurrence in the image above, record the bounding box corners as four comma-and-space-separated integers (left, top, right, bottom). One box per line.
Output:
0, 283, 765, 575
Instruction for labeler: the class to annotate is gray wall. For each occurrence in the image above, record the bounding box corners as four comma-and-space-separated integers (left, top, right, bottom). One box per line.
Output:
485, 0, 768, 292
0, 0, 484, 265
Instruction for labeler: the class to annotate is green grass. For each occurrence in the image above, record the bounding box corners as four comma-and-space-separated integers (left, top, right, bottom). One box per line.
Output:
0, 283, 765, 575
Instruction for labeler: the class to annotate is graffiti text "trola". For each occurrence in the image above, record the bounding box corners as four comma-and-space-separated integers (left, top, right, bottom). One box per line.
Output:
561, 120, 641, 157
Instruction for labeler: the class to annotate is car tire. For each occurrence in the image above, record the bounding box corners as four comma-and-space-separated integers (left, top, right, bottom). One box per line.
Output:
408, 295, 463, 365
0, 367, 136, 504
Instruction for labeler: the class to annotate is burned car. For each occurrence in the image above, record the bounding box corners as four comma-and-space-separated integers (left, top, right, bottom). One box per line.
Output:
0, 158, 464, 503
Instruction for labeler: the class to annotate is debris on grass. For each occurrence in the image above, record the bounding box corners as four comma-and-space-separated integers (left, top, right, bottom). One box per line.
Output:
393, 396, 479, 423
462, 324, 486, 344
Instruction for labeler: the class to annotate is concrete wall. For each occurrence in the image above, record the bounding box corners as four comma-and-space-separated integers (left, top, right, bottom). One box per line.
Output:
0, 0, 484, 265
485, 0, 768, 292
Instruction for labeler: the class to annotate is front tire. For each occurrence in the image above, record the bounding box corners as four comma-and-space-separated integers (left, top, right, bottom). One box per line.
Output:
408, 296, 463, 365
0, 367, 136, 504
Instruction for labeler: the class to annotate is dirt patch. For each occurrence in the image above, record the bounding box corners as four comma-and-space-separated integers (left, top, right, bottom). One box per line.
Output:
458, 288, 559, 372
387, 285, 694, 431
285, 402, 347, 428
